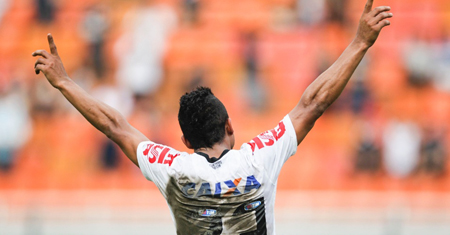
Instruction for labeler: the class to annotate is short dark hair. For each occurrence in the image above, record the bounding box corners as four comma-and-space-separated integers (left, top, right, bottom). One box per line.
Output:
178, 87, 229, 149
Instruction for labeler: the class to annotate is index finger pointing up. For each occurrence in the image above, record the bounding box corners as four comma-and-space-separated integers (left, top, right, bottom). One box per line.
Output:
47, 33, 58, 56
364, 0, 374, 13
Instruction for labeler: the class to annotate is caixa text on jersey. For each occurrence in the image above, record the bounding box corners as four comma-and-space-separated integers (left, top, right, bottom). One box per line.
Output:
181, 176, 262, 198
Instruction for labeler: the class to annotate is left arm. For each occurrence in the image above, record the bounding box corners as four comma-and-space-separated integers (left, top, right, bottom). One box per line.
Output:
289, 0, 392, 144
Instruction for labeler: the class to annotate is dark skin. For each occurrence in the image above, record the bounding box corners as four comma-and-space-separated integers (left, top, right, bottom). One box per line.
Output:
33, 34, 148, 166
289, 0, 392, 145
32, 0, 392, 163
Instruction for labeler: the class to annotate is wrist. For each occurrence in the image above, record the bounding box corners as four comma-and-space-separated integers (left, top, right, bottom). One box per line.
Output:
54, 76, 72, 90
351, 38, 371, 51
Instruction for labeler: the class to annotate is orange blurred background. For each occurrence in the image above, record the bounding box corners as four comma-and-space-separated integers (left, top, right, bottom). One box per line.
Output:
1, 0, 450, 234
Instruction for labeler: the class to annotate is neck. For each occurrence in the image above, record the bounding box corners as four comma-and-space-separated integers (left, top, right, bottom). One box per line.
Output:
195, 142, 230, 159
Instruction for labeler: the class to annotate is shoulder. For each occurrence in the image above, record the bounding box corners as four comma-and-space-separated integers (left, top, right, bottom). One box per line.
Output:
243, 115, 295, 153
137, 141, 189, 168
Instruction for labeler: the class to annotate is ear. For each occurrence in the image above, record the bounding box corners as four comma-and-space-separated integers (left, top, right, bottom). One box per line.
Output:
181, 135, 194, 149
225, 118, 234, 135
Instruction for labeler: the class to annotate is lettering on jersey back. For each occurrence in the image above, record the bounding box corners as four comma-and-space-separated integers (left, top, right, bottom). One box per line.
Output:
181, 175, 261, 198
247, 120, 286, 152
195, 182, 212, 198
143, 143, 180, 166
223, 178, 242, 197
244, 175, 261, 193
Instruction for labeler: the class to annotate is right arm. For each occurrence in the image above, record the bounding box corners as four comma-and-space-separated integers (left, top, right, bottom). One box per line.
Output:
289, 0, 392, 145
32, 34, 148, 166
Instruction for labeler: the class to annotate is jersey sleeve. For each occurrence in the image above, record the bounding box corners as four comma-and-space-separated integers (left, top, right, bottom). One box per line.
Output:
243, 115, 298, 180
136, 141, 182, 190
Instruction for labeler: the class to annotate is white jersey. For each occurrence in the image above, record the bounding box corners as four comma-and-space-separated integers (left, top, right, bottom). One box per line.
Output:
137, 115, 297, 235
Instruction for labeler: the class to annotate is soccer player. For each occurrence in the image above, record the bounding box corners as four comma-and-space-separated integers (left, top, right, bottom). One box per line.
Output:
32, 0, 392, 234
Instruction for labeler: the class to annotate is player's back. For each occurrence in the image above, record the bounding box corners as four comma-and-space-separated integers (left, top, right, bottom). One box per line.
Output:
137, 115, 298, 235
166, 148, 268, 234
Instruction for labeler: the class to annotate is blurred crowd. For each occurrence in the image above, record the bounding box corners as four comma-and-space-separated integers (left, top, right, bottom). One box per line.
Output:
1, 0, 450, 190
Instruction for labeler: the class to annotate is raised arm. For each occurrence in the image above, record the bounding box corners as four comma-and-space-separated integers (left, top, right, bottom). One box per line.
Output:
32, 34, 148, 166
289, 0, 392, 144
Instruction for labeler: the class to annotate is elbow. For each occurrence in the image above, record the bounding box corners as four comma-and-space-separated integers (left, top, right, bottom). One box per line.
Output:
103, 123, 116, 140
104, 128, 114, 140
301, 92, 331, 118
310, 102, 328, 119
103, 117, 123, 140
105, 118, 130, 142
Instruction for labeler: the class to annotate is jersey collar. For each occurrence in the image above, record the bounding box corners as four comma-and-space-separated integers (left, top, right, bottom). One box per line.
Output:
196, 149, 230, 163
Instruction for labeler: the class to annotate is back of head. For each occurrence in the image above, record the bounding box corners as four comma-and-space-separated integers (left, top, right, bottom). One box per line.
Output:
178, 87, 229, 149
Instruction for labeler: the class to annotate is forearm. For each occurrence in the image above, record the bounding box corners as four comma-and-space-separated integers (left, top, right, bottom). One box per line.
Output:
300, 40, 369, 113
288, 40, 370, 144
33, 34, 147, 166
287, 0, 391, 145
57, 79, 127, 139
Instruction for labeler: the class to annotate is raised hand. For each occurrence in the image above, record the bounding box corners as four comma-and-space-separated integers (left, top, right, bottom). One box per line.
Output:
355, 0, 393, 48
32, 34, 69, 89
